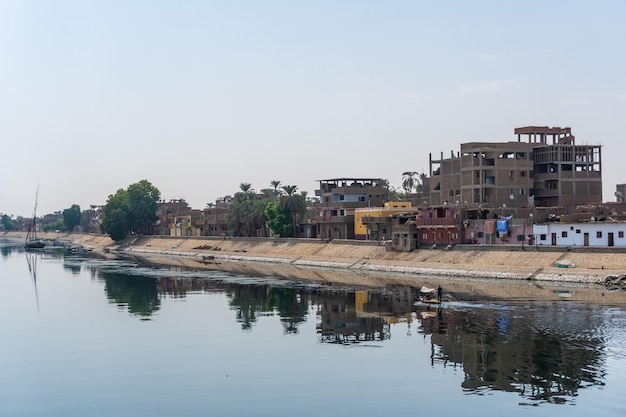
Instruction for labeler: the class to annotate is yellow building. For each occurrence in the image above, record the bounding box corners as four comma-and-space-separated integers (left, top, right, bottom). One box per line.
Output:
354, 201, 414, 240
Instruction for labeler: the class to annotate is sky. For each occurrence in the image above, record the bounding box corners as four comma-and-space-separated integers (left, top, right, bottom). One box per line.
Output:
1, 0, 625, 217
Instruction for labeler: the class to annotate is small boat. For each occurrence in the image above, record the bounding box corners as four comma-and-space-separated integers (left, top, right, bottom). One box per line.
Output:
417, 286, 441, 304
25, 186, 45, 250
554, 260, 575, 268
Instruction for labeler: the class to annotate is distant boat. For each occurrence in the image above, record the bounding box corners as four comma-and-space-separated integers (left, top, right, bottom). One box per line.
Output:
25, 186, 45, 250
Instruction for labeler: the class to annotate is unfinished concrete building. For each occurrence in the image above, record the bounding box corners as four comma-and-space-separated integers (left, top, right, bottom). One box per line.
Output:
315, 178, 388, 240
429, 126, 602, 210
521, 126, 602, 207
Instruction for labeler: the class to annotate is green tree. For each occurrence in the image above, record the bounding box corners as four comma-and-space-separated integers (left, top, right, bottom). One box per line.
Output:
376, 179, 400, 202
126, 180, 161, 234
227, 182, 263, 237
249, 198, 270, 237
402, 171, 418, 194
101, 189, 130, 241
63, 204, 82, 232
265, 201, 293, 237
0, 214, 13, 231
100, 180, 160, 241
277, 185, 306, 238
239, 182, 253, 194
270, 180, 282, 199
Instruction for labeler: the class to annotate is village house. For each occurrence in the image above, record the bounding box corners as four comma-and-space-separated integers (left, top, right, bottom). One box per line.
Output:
203, 197, 231, 237
315, 178, 388, 240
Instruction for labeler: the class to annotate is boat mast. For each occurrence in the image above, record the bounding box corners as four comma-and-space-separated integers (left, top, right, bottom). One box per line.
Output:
26, 185, 40, 243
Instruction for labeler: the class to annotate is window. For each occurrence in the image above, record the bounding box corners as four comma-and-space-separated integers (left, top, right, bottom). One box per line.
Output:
339, 210, 345, 216
477, 232, 484, 238
423, 233, 428, 240
520, 171, 527, 177
519, 189, 525, 195
540, 234, 547, 240
339, 195, 345, 201
597, 231, 602, 238
576, 229, 581, 234
619, 231, 624, 238
562, 231, 567, 238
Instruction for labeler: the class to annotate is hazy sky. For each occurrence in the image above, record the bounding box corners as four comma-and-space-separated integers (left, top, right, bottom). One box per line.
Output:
2, 0, 625, 217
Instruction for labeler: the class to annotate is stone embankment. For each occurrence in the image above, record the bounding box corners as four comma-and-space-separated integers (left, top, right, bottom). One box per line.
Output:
7, 231, 626, 285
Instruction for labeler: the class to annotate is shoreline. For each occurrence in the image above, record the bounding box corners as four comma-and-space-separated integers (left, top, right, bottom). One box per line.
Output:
4, 231, 626, 285
4, 231, 626, 304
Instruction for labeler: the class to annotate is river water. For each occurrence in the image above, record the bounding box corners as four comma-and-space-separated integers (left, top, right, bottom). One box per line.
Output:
1, 239, 626, 417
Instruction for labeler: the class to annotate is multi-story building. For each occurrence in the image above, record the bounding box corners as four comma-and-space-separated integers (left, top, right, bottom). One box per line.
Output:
354, 201, 414, 241
524, 126, 602, 207
430, 141, 534, 208
428, 126, 602, 210
155, 199, 203, 236
203, 197, 231, 237
315, 178, 387, 240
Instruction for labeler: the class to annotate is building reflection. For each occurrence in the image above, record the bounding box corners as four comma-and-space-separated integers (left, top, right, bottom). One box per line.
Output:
415, 303, 605, 404
316, 287, 414, 344
84, 261, 608, 404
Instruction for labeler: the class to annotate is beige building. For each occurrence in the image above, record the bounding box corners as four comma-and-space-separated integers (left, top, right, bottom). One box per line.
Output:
354, 201, 414, 241
429, 126, 602, 210
315, 178, 387, 240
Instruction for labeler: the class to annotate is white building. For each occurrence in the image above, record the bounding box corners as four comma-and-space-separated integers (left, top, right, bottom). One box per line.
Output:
533, 222, 626, 247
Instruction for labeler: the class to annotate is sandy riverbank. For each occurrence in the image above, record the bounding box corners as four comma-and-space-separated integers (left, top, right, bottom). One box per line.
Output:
6, 231, 626, 284
5, 231, 626, 304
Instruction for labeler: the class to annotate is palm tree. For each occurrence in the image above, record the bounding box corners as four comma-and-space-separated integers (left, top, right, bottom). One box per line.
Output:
226, 201, 244, 236
280, 185, 304, 237
250, 198, 269, 237
402, 171, 418, 194
239, 182, 253, 194
270, 180, 282, 199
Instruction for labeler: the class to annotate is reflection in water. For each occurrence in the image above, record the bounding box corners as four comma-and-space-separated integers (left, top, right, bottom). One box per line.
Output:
1, 245, 14, 257
101, 271, 161, 319
417, 302, 606, 405
25, 251, 41, 311
76, 258, 618, 406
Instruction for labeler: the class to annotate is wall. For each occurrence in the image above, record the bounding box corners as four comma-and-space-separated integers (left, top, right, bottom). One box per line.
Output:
533, 222, 626, 247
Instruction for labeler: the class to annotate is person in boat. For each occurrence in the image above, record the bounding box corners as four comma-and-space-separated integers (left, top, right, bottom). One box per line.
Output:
437, 285, 443, 302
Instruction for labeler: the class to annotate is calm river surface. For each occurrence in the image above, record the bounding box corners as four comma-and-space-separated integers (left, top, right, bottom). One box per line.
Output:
1, 239, 626, 417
